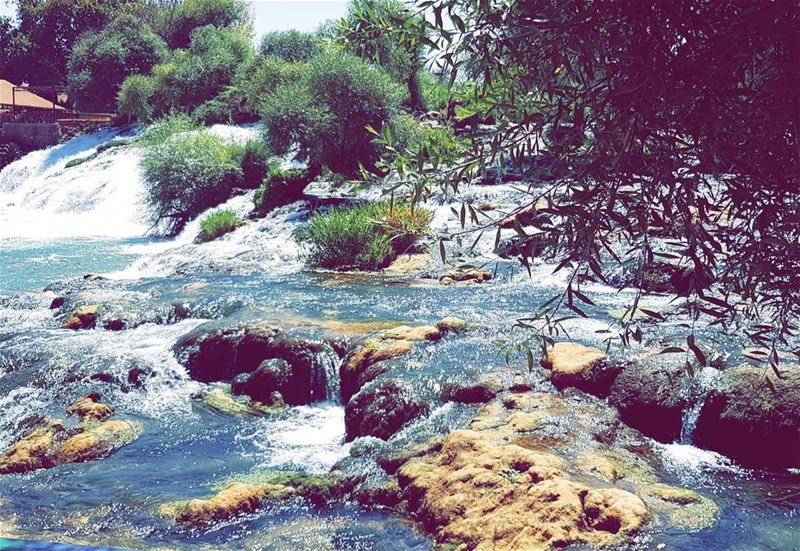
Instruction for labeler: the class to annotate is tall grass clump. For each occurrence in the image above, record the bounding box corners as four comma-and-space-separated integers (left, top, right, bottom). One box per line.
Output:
295, 202, 431, 271
197, 209, 241, 242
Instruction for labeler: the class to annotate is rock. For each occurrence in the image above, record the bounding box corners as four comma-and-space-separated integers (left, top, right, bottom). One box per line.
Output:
52, 420, 142, 465
340, 337, 414, 402
193, 385, 283, 417
608, 357, 692, 442
345, 380, 429, 441
380, 325, 441, 342
641, 484, 719, 532
49, 296, 65, 309
693, 366, 800, 468
0, 419, 67, 475
541, 342, 622, 397
383, 254, 434, 275
478, 201, 500, 211
439, 268, 492, 285
174, 482, 295, 528
63, 305, 99, 330
435, 316, 468, 335
175, 324, 331, 405
127, 367, 150, 388
102, 319, 126, 331
83, 273, 106, 281
441, 381, 499, 404
231, 359, 292, 405
66, 393, 114, 422
396, 430, 649, 549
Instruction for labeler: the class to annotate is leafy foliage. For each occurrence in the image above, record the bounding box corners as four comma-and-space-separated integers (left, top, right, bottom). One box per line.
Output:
337, 0, 428, 111
140, 130, 242, 235
197, 209, 241, 242
253, 166, 318, 216
158, 0, 251, 49
384, 0, 800, 368
295, 201, 431, 271
261, 52, 402, 177
67, 15, 167, 112
239, 140, 272, 189
259, 30, 321, 62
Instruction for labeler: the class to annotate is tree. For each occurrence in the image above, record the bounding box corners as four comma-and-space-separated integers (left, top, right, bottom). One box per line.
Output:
159, 0, 251, 49
259, 30, 321, 62
4, 0, 141, 85
381, 1, 800, 368
118, 24, 253, 121
337, 0, 428, 112
261, 52, 402, 178
67, 15, 167, 112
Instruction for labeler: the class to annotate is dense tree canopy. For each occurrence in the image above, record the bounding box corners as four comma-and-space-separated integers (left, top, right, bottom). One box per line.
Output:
259, 30, 321, 62
67, 15, 168, 112
376, 0, 800, 366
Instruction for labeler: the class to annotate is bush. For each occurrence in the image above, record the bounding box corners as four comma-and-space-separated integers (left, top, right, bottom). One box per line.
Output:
161, 0, 251, 49
67, 15, 167, 113
232, 55, 304, 118
119, 25, 253, 121
197, 209, 241, 242
141, 131, 243, 235
240, 140, 272, 189
254, 166, 316, 215
295, 202, 431, 271
260, 30, 321, 62
138, 114, 196, 147
261, 52, 402, 177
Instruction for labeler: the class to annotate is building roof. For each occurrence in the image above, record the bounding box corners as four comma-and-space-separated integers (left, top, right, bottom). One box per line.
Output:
0, 79, 66, 111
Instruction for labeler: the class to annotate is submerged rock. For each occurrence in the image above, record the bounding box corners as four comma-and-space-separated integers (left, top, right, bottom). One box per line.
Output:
193, 385, 284, 417
173, 482, 295, 528
608, 356, 693, 443
541, 342, 622, 397
52, 420, 142, 465
694, 366, 800, 468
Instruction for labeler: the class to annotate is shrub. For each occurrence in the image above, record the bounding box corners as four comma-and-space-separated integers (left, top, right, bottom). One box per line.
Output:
117, 74, 157, 122
240, 140, 272, 189
197, 209, 241, 242
233, 55, 305, 118
138, 114, 196, 147
259, 30, 321, 62
254, 166, 317, 215
67, 15, 168, 113
295, 202, 431, 271
141, 131, 242, 235
261, 52, 402, 177
161, 0, 251, 49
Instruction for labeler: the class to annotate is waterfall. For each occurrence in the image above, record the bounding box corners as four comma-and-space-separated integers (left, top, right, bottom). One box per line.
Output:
0, 127, 148, 240
680, 366, 722, 444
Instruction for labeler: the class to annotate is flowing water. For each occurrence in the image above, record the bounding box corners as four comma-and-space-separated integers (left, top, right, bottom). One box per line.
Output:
0, 128, 798, 550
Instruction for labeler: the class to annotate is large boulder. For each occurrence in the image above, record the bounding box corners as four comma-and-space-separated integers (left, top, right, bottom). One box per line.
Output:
345, 380, 429, 441
175, 324, 331, 405
608, 357, 693, 443
52, 420, 142, 465
396, 430, 650, 549
693, 366, 800, 468
541, 342, 622, 397
63, 305, 99, 330
0, 419, 68, 474
231, 359, 291, 405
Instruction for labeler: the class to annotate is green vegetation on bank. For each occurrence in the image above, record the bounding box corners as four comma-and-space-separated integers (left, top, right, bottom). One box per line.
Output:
197, 209, 241, 242
295, 202, 431, 271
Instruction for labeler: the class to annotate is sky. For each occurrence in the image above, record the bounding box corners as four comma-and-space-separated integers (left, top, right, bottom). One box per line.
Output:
0, 1, 351, 43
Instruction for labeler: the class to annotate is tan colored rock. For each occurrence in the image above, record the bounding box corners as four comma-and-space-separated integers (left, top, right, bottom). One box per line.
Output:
67, 393, 113, 422
341, 338, 414, 401
174, 482, 295, 528
478, 201, 500, 211
53, 420, 141, 465
396, 430, 649, 550
383, 254, 434, 275
439, 268, 492, 285
381, 325, 441, 342
63, 305, 99, 330
541, 342, 620, 395
436, 316, 468, 335
0, 419, 66, 474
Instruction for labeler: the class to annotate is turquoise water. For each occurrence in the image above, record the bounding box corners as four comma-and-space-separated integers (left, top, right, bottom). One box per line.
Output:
0, 539, 124, 550
0, 238, 153, 294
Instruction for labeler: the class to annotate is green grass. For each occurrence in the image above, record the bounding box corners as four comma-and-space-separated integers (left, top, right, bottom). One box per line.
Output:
197, 210, 241, 242
295, 202, 431, 271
